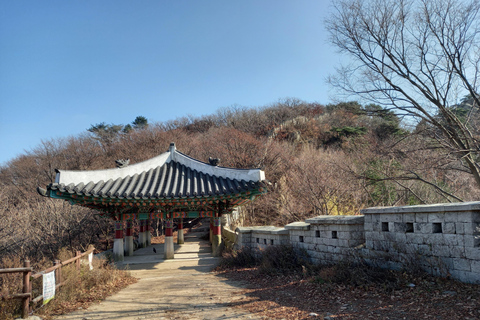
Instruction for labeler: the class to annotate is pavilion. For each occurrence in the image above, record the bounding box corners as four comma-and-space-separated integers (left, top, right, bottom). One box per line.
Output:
37, 142, 267, 261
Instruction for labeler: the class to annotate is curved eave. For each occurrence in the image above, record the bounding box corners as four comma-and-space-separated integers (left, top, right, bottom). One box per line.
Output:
46, 187, 267, 214
56, 143, 264, 185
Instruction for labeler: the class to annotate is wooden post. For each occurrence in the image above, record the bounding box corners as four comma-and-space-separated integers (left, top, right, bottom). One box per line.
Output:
22, 260, 31, 319
54, 259, 62, 285
76, 251, 81, 271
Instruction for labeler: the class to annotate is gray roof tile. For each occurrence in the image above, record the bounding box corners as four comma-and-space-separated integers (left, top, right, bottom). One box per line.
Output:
48, 160, 263, 200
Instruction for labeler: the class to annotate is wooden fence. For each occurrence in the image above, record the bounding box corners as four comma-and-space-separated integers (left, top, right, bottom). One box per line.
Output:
0, 246, 95, 319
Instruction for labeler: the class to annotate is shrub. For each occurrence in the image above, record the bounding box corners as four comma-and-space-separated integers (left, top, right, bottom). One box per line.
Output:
218, 247, 260, 269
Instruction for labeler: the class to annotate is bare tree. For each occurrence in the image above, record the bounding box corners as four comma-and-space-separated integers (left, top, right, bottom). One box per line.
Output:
326, 0, 480, 188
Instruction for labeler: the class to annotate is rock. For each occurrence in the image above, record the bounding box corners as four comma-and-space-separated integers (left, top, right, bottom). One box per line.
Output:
15, 316, 43, 320
308, 312, 319, 317
442, 290, 457, 296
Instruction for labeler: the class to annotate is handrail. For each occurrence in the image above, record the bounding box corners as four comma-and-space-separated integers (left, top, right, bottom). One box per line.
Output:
31, 246, 95, 279
0, 267, 33, 274
0, 246, 95, 318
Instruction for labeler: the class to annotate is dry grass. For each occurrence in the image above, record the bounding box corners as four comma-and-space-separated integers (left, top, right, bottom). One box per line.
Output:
216, 245, 480, 319
0, 249, 136, 320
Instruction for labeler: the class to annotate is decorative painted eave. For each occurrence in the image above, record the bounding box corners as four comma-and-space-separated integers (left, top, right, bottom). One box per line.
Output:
38, 143, 267, 215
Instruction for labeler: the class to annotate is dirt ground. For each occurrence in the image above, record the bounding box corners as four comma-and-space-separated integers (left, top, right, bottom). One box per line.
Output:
53, 232, 262, 320
51, 229, 479, 320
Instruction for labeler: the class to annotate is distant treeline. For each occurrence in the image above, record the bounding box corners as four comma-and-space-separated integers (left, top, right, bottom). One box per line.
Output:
1, 97, 478, 261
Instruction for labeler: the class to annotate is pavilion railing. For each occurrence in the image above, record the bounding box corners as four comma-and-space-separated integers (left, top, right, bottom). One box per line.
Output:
0, 246, 95, 318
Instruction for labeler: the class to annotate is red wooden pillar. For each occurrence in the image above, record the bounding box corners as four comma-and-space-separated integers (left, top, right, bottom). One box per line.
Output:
125, 220, 134, 256
177, 218, 184, 244
209, 217, 213, 244
138, 220, 146, 248
146, 219, 151, 246
212, 212, 222, 256
113, 221, 124, 262
164, 215, 174, 259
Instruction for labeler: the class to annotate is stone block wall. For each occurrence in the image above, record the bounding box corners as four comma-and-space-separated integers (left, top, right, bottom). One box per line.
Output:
233, 201, 480, 284
284, 216, 365, 264
235, 226, 289, 251
361, 202, 480, 283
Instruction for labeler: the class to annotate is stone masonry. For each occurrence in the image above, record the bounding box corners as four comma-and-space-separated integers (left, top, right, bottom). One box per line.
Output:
233, 202, 480, 284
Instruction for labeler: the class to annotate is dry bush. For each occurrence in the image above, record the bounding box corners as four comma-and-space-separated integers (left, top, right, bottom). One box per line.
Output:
217, 247, 260, 269
281, 146, 363, 222
0, 251, 135, 320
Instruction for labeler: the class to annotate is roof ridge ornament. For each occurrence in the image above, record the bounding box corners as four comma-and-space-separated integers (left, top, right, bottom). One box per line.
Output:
115, 159, 130, 168
208, 157, 220, 166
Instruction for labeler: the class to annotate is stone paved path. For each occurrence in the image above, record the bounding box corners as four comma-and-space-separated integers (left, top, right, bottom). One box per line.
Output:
55, 232, 261, 320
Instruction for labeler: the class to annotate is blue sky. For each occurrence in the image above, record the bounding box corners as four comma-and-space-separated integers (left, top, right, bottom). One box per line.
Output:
0, 1, 341, 165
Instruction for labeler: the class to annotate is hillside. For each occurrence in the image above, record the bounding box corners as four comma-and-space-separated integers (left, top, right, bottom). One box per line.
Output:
1, 98, 478, 261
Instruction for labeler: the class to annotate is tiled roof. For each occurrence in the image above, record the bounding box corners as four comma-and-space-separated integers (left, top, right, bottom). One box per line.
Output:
41, 143, 266, 201
47, 160, 263, 200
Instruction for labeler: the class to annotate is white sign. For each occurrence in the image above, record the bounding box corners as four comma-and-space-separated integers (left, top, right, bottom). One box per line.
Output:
43, 271, 56, 305
88, 252, 93, 270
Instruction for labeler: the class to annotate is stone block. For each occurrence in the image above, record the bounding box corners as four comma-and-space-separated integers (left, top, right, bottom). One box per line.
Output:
316, 237, 329, 245
416, 213, 429, 223
464, 235, 480, 248
337, 239, 349, 247
415, 222, 433, 234
471, 260, 480, 273
365, 239, 374, 249
455, 222, 465, 235
406, 233, 425, 245
364, 222, 373, 232
433, 244, 465, 258
381, 214, 403, 223
455, 235, 465, 247
453, 258, 471, 271
443, 234, 458, 246
394, 222, 407, 233
350, 231, 365, 240
348, 239, 364, 247
427, 234, 445, 245
443, 222, 456, 234
464, 223, 480, 235
370, 214, 381, 223
373, 231, 386, 241
457, 211, 474, 222
431, 245, 450, 257
473, 212, 480, 223
416, 244, 433, 256
326, 238, 339, 246
444, 212, 458, 222
427, 212, 445, 222
465, 247, 480, 260
438, 256, 454, 269
365, 231, 374, 241
392, 232, 407, 244
364, 214, 372, 223
316, 244, 328, 252
449, 270, 480, 284
328, 246, 341, 254
403, 213, 415, 222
